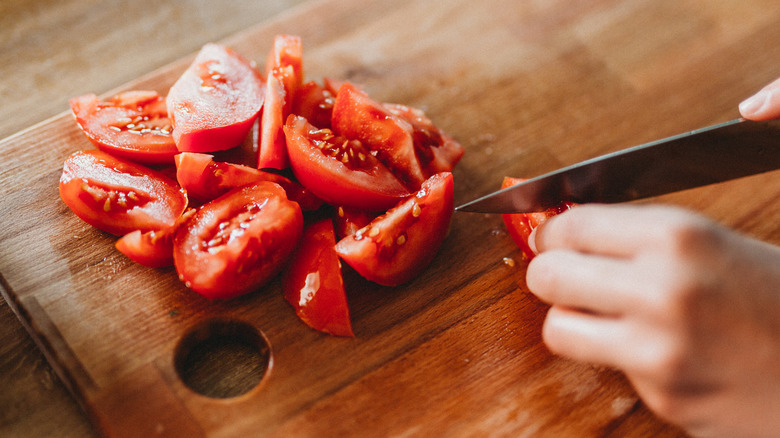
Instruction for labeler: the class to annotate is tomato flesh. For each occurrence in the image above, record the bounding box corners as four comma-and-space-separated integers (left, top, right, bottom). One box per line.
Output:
292, 79, 336, 129
70, 91, 178, 165
284, 114, 411, 211
257, 35, 303, 170
59, 150, 188, 235
115, 209, 194, 267
166, 43, 265, 153
501, 177, 576, 260
333, 205, 378, 240
282, 219, 353, 337
174, 152, 321, 210
173, 181, 303, 299
335, 172, 454, 286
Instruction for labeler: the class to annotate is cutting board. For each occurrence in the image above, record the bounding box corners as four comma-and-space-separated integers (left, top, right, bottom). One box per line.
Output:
2, 0, 779, 436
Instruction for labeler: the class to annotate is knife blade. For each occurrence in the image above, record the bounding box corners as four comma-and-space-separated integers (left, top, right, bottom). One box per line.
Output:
455, 118, 780, 213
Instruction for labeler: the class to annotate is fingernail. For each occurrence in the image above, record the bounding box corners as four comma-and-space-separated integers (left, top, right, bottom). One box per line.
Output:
739, 89, 771, 117
528, 227, 539, 255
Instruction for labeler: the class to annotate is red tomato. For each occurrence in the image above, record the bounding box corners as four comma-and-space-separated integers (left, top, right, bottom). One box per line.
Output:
284, 114, 411, 211
333, 205, 378, 240
166, 43, 265, 153
501, 177, 576, 260
292, 79, 337, 129
257, 35, 303, 170
59, 150, 188, 235
173, 181, 303, 299
70, 91, 178, 165
331, 82, 425, 189
335, 172, 454, 286
115, 209, 195, 267
282, 219, 353, 337
174, 152, 322, 210
384, 103, 464, 177
331, 83, 464, 191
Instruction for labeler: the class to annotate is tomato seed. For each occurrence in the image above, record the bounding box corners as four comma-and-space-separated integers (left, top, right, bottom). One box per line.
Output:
412, 203, 422, 218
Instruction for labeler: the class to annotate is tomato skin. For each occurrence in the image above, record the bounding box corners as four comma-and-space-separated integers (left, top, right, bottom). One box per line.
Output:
282, 219, 353, 337
173, 181, 303, 299
335, 172, 454, 286
115, 208, 195, 267
59, 150, 188, 235
292, 79, 336, 129
166, 43, 265, 153
70, 91, 178, 165
174, 152, 322, 210
501, 177, 576, 260
257, 35, 303, 170
284, 114, 411, 211
331, 82, 425, 189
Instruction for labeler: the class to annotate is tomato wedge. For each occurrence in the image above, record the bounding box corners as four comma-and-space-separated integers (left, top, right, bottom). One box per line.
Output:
59, 150, 188, 235
333, 205, 378, 240
335, 172, 454, 286
284, 114, 411, 211
115, 209, 195, 267
173, 181, 303, 299
257, 35, 303, 170
70, 91, 178, 165
166, 43, 265, 153
292, 79, 337, 129
282, 219, 353, 337
501, 177, 576, 260
174, 152, 322, 210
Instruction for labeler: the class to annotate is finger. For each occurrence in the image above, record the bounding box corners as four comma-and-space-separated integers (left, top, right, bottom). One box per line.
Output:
739, 76, 780, 121
542, 306, 630, 368
527, 249, 653, 316
533, 204, 697, 258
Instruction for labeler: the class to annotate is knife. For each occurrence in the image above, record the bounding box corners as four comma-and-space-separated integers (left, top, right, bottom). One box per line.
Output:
455, 118, 780, 213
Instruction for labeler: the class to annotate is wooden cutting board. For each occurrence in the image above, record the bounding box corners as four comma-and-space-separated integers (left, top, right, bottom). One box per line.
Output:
2, 0, 779, 436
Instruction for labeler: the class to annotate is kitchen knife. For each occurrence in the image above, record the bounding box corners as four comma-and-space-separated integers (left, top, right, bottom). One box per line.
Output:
455, 118, 780, 213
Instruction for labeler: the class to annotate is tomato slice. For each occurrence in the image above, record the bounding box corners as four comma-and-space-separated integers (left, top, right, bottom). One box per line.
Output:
174, 152, 322, 210
335, 172, 454, 286
59, 150, 188, 235
257, 35, 304, 170
282, 219, 353, 337
292, 79, 336, 129
115, 208, 195, 267
331, 82, 426, 189
384, 103, 464, 177
284, 114, 411, 211
166, 43, 265, 153
501, 177, 576, 260
70, 91, 178, 165
173, 181, 303, 299
333, 205, 378, 240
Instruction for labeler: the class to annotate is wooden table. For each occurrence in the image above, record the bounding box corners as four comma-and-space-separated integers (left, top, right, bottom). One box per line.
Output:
1, 0, 778, 436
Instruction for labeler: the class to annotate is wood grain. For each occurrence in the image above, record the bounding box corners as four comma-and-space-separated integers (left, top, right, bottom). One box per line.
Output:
2, 0, 779, 436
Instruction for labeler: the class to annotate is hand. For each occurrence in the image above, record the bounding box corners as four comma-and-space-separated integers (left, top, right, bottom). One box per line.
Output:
526, 204, 780, 438
739, 76, 780, 120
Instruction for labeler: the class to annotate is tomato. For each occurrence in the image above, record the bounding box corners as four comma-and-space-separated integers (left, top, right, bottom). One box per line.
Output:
115, 209, 195, 267
70, 91, 178, 165
282, 219, 353, 337
284, 114, 411, 211
292, 79, 337, 129
333, 205, 378, 240
174, 152, 322, 210
335, 172, 454, 286
59, 150, 188, 235
331, 83, 464, 191
166, 43, 265, 153
257, 35, 303, 170
384, 103, 464, 177
501, 177, 576, 260
173, 181, 303, 299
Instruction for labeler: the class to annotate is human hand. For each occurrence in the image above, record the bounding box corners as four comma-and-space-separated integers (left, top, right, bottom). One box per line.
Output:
739, 76, 780, 120
525, 204, 780, 438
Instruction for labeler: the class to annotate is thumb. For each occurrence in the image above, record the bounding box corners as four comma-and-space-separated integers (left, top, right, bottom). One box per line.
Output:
739, 77, 780, 121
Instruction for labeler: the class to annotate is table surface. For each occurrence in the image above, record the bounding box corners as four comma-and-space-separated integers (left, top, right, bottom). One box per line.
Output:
2, 1, 778, 437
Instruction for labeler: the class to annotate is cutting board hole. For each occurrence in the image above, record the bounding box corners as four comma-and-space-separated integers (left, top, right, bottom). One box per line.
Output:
174, 318, 271, 399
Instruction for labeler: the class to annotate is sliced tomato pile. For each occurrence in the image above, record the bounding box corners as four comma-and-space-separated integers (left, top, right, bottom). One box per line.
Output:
61, 35, 464, 337
500, 177, 576, 260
